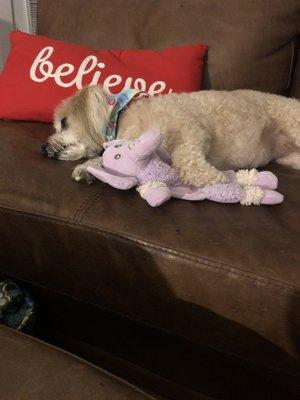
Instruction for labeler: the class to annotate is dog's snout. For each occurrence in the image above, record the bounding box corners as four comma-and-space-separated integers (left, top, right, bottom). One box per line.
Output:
51, 150, 59, 159
41, 143, 59, 159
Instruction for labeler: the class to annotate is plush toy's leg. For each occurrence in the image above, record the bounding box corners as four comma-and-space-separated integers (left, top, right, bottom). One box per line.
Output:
156, 147, 172, 165
235, 169, 278, 190
171, 185, 207, 201
203, 182, 244, 203
144, 187, 171, 207
137, 182, 171, 207
222, 170, 237, 182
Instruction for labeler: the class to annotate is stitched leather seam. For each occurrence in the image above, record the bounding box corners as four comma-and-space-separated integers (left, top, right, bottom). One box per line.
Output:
0, 205, 298, 294
72, 189, 104, 221
72, 190, 97, 221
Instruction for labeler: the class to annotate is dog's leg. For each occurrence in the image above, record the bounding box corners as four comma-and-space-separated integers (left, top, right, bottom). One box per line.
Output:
72, 157, 103, 183
275, 152, 300, 170
171, 129, 228, 187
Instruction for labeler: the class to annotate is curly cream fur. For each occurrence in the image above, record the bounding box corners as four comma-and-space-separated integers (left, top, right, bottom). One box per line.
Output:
45, 85, 300, 187
241, 186, 264, 206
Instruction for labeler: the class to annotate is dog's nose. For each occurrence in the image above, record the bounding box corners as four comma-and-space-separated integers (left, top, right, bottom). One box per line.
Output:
41, 143, 48, 154
41, 143, 59, 159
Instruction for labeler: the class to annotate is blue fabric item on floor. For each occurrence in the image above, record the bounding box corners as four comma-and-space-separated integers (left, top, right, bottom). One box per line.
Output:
0, 280, 36, 332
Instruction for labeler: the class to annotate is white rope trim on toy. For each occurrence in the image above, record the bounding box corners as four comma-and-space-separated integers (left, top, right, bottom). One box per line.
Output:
235, 169, 258, 187
137, 180, 167, 199
241, 185, 264, 206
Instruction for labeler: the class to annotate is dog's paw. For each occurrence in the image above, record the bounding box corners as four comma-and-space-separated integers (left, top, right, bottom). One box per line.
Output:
72, 165, 96, 184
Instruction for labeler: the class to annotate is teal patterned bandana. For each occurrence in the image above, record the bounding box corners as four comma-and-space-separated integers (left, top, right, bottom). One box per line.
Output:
104, 89, 149, 141
0, 280, 36, 333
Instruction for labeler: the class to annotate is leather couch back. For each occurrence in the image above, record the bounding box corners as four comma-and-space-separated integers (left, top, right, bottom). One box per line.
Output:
37, 0, 299, 95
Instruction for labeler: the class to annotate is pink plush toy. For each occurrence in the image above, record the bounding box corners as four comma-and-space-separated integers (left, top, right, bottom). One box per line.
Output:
87, 129, 284, 207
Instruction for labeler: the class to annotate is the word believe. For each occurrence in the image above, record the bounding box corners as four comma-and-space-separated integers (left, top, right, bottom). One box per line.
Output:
30, 47, 172, 95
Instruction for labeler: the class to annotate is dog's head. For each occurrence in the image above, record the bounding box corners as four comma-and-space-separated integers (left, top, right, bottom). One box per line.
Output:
42, 85, 111, 160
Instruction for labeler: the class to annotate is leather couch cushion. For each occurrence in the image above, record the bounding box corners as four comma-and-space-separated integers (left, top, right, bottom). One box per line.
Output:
37, 0, 300, 95
0, 121, 299, 375
0, 325, 155, 400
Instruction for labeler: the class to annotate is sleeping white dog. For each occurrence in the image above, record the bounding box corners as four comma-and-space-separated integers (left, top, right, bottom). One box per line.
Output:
43, 85, 300, 187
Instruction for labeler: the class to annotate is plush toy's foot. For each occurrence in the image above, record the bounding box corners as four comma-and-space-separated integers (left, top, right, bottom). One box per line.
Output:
236, 168, 278, 190
145, 186, 171, 207
235, 169, 278, 189
255, 171, 278, 190
137, 181, 171, 207
241, 185, 284, 205
260, 190, 284, 205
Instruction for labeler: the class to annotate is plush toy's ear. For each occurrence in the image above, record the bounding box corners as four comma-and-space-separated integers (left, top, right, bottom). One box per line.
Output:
87, 166, 138, 190
132, 129, 163, 161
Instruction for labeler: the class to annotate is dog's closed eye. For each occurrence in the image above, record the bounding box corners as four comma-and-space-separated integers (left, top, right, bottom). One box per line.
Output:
61, 117, 68, 130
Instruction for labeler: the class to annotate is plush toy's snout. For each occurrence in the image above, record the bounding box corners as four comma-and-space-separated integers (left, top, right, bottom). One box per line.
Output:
87, 129, 163, 190
101, 129, 163, 177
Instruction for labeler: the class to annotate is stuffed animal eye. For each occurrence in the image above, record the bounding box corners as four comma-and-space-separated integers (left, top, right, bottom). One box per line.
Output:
114, 154, 121, 159
115, 144, 122, 148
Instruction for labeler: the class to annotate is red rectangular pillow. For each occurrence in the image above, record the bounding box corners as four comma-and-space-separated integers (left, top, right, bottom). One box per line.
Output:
0, 31, 208, 122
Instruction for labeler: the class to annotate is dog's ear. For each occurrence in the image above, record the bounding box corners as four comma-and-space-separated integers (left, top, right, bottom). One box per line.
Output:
73, 85, 110, 146
131, 130, 163, 161
87, 166, 137, 190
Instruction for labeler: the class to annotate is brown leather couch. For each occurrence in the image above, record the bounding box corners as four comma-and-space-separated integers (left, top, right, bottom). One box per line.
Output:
0, 324, 157, 400
0, 1, 299, 399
